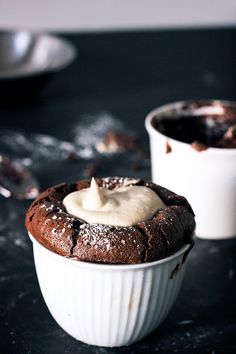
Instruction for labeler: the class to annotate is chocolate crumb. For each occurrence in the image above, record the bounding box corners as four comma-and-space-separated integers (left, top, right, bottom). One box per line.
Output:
166, 142, 172, 154
191, 141, 208, 152
224, 124, 236, 139
96, 130, 138, 154
214, 124, 236, 148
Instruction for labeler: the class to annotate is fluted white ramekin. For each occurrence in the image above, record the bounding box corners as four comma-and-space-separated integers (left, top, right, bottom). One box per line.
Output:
29, 233, 191, 347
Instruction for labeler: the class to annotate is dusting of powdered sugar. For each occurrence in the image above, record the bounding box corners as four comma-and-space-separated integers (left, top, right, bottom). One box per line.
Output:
79, 224, 114, 251
101, 176, 140, 189
79, 222, 138, 252
0, 129, 76, 167
73, 112, 124, 159
0, 112, 126, 167
0, 200, 29, 253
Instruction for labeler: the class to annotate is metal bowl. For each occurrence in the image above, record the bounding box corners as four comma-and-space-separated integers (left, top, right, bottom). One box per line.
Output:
0, 30, 77, 100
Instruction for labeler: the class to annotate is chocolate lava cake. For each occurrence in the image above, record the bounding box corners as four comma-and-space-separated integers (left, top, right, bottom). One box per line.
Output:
25, 177, 195, 264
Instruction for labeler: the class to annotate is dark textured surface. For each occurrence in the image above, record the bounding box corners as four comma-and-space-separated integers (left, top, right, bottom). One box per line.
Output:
0, 28, 236, 353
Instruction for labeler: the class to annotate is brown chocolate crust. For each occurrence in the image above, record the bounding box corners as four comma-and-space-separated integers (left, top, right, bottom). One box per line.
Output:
25, 177, 195, 264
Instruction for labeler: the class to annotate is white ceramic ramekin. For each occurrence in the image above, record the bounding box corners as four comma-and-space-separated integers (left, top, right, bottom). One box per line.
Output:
29, 233, 191, 347
145, 100, 236, 239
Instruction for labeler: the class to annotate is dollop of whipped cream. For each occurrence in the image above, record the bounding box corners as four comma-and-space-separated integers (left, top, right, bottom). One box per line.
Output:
63, 178, 166, 227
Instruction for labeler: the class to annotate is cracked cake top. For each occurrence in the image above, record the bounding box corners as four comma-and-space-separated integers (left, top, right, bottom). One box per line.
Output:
25, 177, 195, 264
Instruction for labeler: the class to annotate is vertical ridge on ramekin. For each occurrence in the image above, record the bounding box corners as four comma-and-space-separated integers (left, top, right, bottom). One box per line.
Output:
157, 262, 175, 325
133, 267, 154, 341
92, 269, 102, 345
81, 269, 90, 342
128, 268, 152, 344
101, 269, 114, 346
119, 270, 135, 345
111, 271, 123, 346
152, 261, 169, 330
120, 270, 136, 344
128, 270, 145, 344
145, 263, 163, 335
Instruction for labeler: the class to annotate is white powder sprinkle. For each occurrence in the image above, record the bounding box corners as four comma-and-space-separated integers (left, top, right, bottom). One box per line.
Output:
73, 112, 124, 159
14, 238, 27, 248
178, 320, 194, 326
45, 205, 54, 212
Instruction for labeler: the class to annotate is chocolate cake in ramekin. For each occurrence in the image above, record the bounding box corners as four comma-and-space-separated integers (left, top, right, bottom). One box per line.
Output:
25, 177, 195, 264
26, 177, 195, 347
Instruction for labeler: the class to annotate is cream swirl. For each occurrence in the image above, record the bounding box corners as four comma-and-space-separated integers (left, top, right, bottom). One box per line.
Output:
63, 178, 166, 226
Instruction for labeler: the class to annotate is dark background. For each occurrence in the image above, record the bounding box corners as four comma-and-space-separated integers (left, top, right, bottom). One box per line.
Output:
0, 28, 236, 353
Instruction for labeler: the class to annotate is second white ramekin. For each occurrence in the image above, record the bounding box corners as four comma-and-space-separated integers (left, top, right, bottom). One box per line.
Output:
29, 233, 191, 347
145, 100, 236, 239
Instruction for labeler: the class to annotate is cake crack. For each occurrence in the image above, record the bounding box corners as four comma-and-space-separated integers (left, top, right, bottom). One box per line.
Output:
136, 226, 150, 263
69, 220, 82, 256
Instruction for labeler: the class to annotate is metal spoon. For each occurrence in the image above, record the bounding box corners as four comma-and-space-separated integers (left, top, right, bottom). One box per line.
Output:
0, 155, 39, 199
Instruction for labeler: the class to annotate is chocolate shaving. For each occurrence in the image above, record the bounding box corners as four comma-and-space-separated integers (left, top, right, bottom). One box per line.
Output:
191, 141, 208, 152
96, 130, 138, 154
166, 142, 172, 154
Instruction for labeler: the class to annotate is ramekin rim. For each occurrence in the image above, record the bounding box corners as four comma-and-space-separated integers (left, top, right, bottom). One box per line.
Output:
145, 99, 236, 156
28, 232, 192, 270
